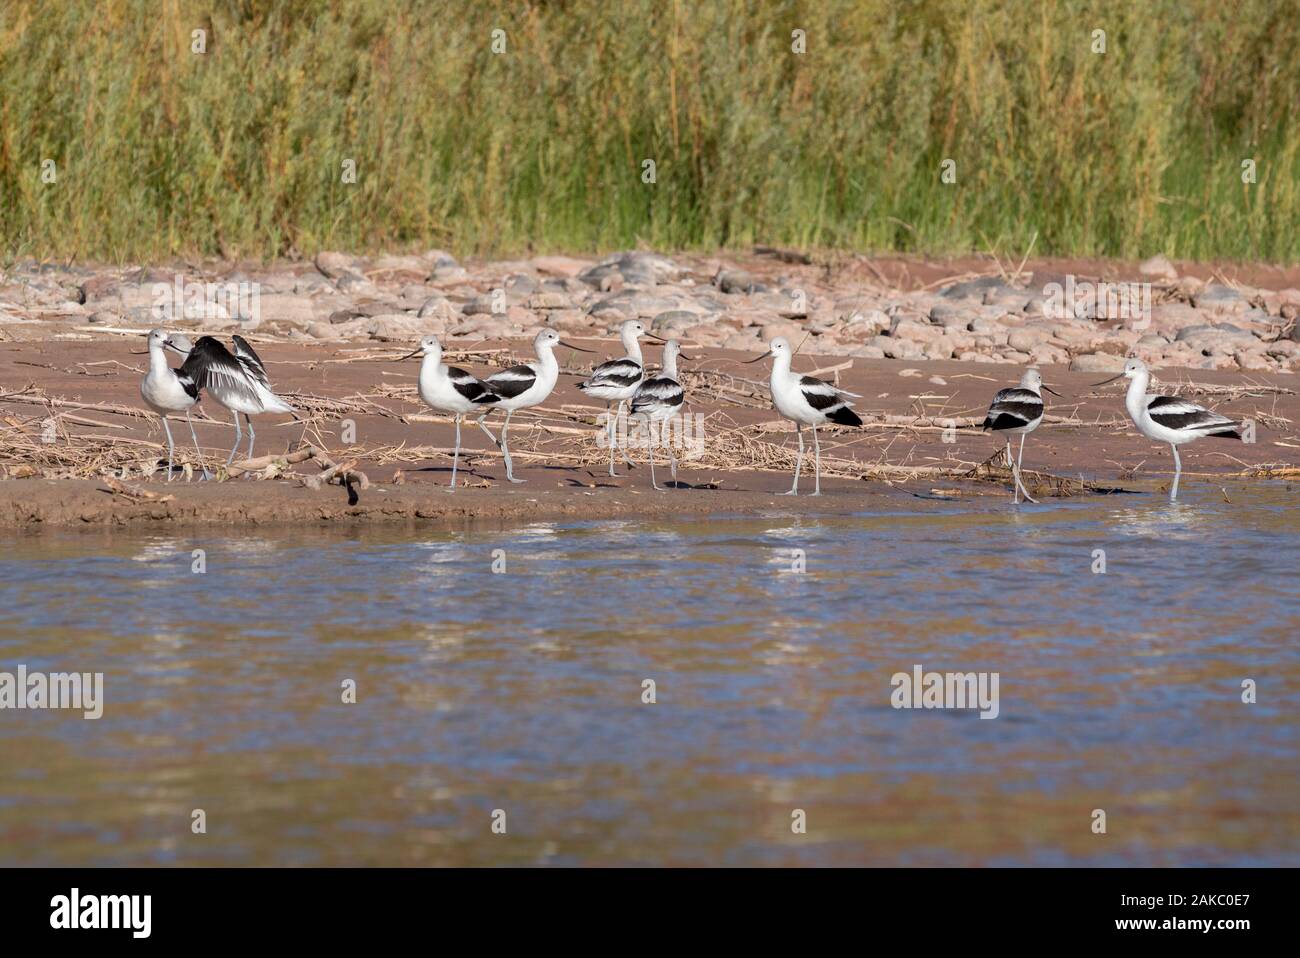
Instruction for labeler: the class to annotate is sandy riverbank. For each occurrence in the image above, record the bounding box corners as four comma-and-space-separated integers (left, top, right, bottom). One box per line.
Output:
2, 322, 1296, 528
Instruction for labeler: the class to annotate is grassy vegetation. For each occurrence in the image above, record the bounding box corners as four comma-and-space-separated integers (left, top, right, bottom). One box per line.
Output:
1, 0, 1296, 263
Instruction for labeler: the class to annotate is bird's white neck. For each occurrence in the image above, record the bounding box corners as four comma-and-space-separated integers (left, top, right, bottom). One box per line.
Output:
622, 333, 643, 364
662, 351, 679, 380
1125, 369, 1150, 419
534, 342, 559, 381
770, 348, 793, 385
148, 342, 170, 376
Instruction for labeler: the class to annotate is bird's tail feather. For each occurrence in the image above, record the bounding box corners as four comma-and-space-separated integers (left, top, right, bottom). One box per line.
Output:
828, 406, 863, 427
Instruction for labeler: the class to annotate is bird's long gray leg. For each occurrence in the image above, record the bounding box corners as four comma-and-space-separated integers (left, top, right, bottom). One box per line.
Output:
616, 400, 636, 469
184, 409, 211, 481
450, 415, 461, 489
226, 410, 242, 467
241, 414, 256, 479
811, 425, 823, 496
161, 417, 175, 482
1007, 439, 1018, 503
1015, 434, 1038, 504
606, 402, 617, 476
648, 424, 661, 491
666, 424, 678, 486
476, 411, 498, 447
779, 425, 804, 495
1170, 444, 1181, 500
502, 410, 525, 483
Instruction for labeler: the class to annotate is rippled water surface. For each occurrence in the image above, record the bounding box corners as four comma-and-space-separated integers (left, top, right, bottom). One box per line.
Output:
2, 484, 1298, 866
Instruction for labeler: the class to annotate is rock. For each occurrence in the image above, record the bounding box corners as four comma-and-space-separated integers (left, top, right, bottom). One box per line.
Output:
578, 251, 679, 288
760, 322, 802, 343
504, 274, 538, 299
1069, 353, 1127, 373
315, 251, 360, 279
1007, 328, 1049, 352
929, 303, 970, 328
528, 291, 572, 310
722, 331, 761, 351
651, 310, 700, 337
532, 256, 590, 277
1235, 349, 1272, 371
715, 268, 760, 294
890, 318, 944, 344
256, 293, 323, 327
843, 308, 892, 336
1138, 254, 1178, 281
1192, 284, 1246, 313
850, 345, 887, 359
940, 276, 1007, 300
368, 314, 446, 341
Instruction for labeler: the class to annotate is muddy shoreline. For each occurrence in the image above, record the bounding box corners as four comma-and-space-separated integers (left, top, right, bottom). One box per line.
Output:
3, 338, 1296, 530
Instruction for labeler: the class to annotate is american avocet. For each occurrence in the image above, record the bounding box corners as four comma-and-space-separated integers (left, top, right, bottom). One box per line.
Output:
981, 367, 1060, 504
139, 328, 209, 481
474, 328, 593, 483
743, 336, 863, 496
630, 339, 690, 491
577, 319, 646, 476
398, 335, 498, 488
183, 335, 295, 469
1092, 357, 1242, 500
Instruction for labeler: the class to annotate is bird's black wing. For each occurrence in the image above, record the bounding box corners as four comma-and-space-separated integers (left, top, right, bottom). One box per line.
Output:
448, 366, 498, 404
231, 334, 272, 390
482, 364, 537, 401
982, 387, 1043, 431
182, 337, 259, 407
1146, 395, 1238, 433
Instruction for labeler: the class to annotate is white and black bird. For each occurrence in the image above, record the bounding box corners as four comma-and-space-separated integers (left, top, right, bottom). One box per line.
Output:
398, 335, 499, 489
743, 336, 863, 496
981, 367, 1060, 504
473, 328, 593, 483
139, 328, 209, 481
1092, 357, 1242, 500
182, 334, 295, 469
576, 319, 647, 476
630, 339, 690, 491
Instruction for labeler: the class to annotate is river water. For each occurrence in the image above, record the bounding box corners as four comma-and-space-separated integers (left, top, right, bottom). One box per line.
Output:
1, 484, 1297, 865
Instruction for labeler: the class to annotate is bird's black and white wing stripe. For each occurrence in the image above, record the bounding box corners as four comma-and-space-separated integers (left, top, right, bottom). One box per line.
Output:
480, 364, 537, 401
181, 337, 261, 409
1146, 395, 1239, 436
578, 358, 643, 392
800, 375, 863, 426
630, 376, 684, 416
175, 369, 200, 402
231, 334, 271, 391
982, 387, 1043, 431
448, 366, 498, 404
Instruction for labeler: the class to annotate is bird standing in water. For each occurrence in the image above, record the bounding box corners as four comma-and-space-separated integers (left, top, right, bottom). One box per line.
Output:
981, 367, 1059, 504
1093, 358, 1242, 500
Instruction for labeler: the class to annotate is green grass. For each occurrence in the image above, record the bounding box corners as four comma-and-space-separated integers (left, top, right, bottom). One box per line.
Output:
1, 0, 1296, 263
